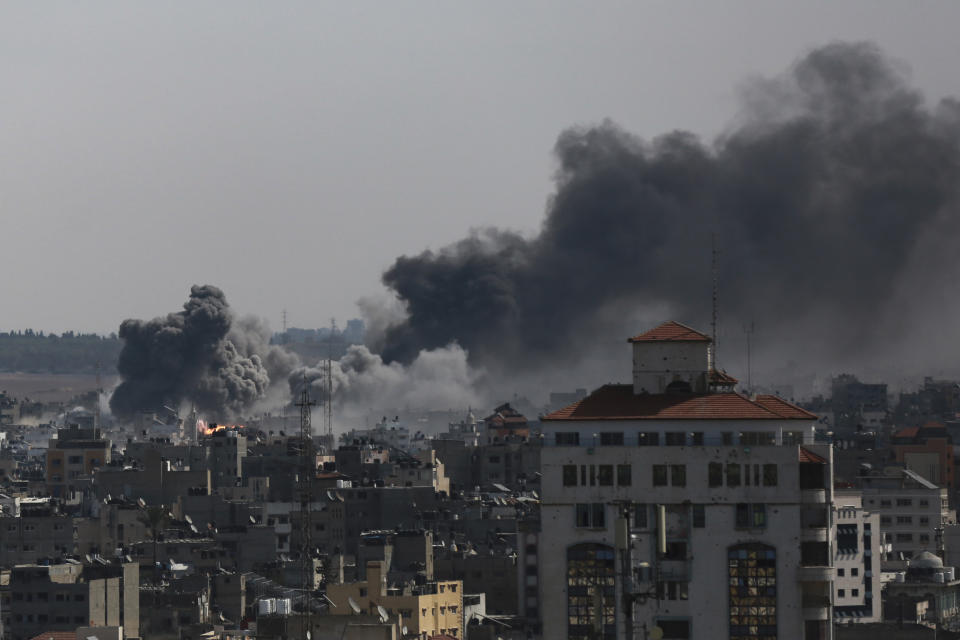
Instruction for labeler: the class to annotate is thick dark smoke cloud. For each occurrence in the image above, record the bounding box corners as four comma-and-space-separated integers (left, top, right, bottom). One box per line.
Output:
376, 43, 960, 379
110, 285, 289, 420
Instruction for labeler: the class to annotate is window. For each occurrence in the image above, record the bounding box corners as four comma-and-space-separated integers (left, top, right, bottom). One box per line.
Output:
838, 589, 845, 598
671, 465, 686, 487
880, 516, 891, 525
664, 541, 687, 561
920, 534, 930, 544
726, 463, 741, 487
598, 465, 614, 486
567, 544, 615, 640
837, 568, 844, 577
879, 500, 891, 507
735, 503, 766, 528
691, 432, 704, 446
665, 432, 686, 446
852, 589, 859, 597
634, 504, 648, 529
638, 432, 659, 446
563, 465, 577, 487
575, 503, 606, 529
740, 431, 775, 446
709, 462, 723, 487
728, 544, 776, 639
919, 499, 930, 507
68, 455, 82, 464
722, 432, 734, 445
920, 517, 929, 526
801, 541, 829, 566
556, 432, 580, 446
657, 619, 691, 638
692, 504, 705, 528
896, 498, 912, 507
617, 464, 631, 487
653, 465, 668, 487
851, 568, 858, 576
896, 516, 912, 525
763, 464, 778, 487
599, 432, 623, 446
896, 533, 913, 543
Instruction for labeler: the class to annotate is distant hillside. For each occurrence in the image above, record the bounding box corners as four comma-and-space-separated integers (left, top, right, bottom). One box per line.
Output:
0, 331, 121, 373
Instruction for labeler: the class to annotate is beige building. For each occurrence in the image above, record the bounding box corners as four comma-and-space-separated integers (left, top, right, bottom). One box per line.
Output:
539, 321, 835, 640
327, 560, 463, 639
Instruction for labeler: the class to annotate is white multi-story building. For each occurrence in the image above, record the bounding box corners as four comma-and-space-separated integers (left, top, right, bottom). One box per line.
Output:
857, 467, 954, 568
539, 321, 835, 640
832, 490, 883, 623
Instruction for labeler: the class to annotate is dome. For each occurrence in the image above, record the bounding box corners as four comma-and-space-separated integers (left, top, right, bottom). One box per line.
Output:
910, 551, 944, 569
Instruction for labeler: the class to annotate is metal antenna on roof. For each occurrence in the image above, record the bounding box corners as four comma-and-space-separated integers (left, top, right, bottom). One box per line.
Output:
711, 234, 719, 369
744, 321, 755, 392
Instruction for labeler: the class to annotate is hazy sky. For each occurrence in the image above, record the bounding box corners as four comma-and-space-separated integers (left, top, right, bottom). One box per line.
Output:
4, 2, 960, 335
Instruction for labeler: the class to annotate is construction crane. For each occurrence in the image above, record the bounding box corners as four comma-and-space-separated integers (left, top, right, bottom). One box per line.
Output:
295, 376, 315, 638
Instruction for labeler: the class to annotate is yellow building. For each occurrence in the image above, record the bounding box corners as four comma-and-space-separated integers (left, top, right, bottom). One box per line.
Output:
327, 561, 463, 639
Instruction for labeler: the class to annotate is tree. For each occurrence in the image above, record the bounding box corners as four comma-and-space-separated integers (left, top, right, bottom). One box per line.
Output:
138, 505, 169, 582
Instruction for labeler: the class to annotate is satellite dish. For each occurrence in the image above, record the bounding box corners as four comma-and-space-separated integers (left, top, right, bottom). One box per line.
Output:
190, 524, 199, 534
650, 627, 664, 640
401, 626, 408, 636
376, 604, 388, 623
185, 515, 193, 525
85, 554, 93, 563
137, 498, 146, 508
348, 597, 361, 615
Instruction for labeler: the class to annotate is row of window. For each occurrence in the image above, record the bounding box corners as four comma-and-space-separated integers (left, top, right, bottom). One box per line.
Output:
574, 502, 767, 530
555, 431, 806, 447
562, 462, 779, 489
837, 588, 860, 598
878, 515, 931, 526
563, 464, 633, 487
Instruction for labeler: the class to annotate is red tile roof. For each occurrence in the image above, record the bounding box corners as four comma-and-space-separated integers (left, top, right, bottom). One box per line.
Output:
543, 385, 817, 421
798, 448, 827, 463
709, 369, 739, 385
627, 321, 712, 343
894, 427, 919, 439
29, 633, 78, 640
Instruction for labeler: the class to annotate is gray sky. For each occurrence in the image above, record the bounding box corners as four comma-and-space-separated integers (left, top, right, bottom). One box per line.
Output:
3, 2, 960, 335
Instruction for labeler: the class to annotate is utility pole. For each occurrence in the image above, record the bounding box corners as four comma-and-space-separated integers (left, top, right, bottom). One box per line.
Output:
744, 322, 755, 392
323, 319, 335, 452
295, 376, 315, 638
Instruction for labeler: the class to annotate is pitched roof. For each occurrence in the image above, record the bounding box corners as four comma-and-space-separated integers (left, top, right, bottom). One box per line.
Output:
627, 321, 712, 343
894, 427, 919, 439
543, 385, 817, 421
798, 448, 827, 463
29, 632, 78, 640
709, 369, 739, 385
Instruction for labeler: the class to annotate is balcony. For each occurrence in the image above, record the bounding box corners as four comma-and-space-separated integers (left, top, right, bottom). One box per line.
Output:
801, 489, 827, 504
797, 566, 834, 582
802, 596, 831, 620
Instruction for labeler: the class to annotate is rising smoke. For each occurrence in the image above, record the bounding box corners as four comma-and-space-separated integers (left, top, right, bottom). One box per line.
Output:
290, 343, 482, 417
110, 285, 293, 420
373, 43, 960, 384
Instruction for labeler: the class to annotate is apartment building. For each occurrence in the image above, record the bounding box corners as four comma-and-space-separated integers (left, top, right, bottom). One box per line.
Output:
857, 467, 954, 568
45, 425, 111, 499
832, 490, 882, 623
539, 321, 835, 640
327, 560, 463, 639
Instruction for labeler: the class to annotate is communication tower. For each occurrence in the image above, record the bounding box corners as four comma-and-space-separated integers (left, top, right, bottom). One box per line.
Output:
295, 376, 315, 634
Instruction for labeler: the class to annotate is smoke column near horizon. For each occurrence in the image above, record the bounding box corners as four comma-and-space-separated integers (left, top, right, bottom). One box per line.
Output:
110, 285, 284, 420
374, 43, 960, 376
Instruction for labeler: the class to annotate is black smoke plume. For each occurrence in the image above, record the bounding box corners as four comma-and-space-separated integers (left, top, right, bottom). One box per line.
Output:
376, 43, 960, 379
110, 285, 283, 420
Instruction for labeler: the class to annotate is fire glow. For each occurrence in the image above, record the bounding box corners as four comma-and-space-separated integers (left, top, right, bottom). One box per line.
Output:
196, 420, 243, 436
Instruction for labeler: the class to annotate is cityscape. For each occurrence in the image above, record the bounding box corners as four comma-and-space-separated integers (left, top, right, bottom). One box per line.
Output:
4, 4, 960, 640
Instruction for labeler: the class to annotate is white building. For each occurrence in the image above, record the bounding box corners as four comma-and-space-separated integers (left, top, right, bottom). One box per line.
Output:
539, 321, 835, 640
857, 467, 954, 569
832, 490, 883, 623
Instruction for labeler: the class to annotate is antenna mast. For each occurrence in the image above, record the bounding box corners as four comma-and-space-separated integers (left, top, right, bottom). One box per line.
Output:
295, 375, 315, 636
94, 361, 102, 431
711, 234, 719, 368
744, 321, 755, 392
323, 319, 335, 452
